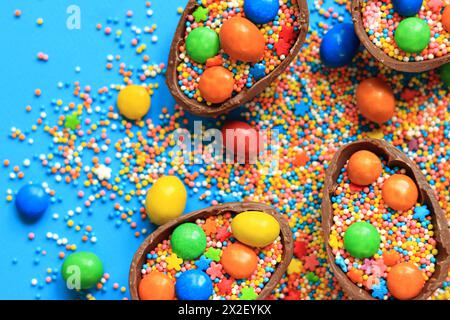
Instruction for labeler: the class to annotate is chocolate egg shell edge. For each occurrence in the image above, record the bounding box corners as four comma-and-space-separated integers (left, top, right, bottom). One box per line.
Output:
166, 0, 309, 117
351, 0, 450, 73
321, 138, 450, 300
129, 201, 294, 300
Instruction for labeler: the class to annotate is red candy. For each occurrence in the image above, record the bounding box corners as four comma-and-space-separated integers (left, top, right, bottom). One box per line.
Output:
221, 120, 260, 162
443, 6, 450, 32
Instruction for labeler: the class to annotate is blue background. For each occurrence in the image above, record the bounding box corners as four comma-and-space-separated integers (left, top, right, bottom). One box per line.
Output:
0, 0, 350, 299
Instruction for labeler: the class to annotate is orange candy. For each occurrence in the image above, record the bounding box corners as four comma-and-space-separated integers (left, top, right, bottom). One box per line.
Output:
347, 150, 382, 185
356, 78, 395, 124
198, 66, 234, 104
387, 262, 425, 300
383, 250, 401, 267
382, 174, 418, 211
220, 242, 258, 279
219, 17, 265, 62
138, 271, 175, 300
442, 6, 450, 32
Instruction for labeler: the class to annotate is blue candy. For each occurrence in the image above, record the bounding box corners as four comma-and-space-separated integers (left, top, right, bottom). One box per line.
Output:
244, 0, 279, 24
15, 184, 50, 221
175, 269, 213, 300
393, 0, 423, 17
320, 23, 360, 68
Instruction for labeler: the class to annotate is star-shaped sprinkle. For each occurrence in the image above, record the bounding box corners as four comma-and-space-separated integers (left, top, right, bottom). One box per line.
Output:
166, 254, 183, 271
408, 138, 418, 151
371, 279, 388, 300
205, 247, 221, 262
349, 183, 364, 192
64, 113, 80, 130
303, 254, 319, 271
279, 26, 297, 43
365, 275, 380, 290
285, 290, 301, 300
401, 88, 418, 102
382, 250, 400, 267
428, 0, 443, 12
347, 268, 363, 284
217, 277, 233, 295
294, 101, 310, 117
215, 226, 231, 242
193, 6, 208, 22
274, 39, 291, 56
206, 55, 223, 68
328, 234, 343, 250
93, 164, 112, 181
371, 259, 387, 277
287, 258, 303, 275
413, 205, 430, 222
202, 218, 217, 236
305, 271, 319, 283
250, 63, 266, 80
366, 129, 384, 139
206, 262, 223, 280
335, 255, 347, 273
195, 255, 211, 271
293, 151, 310, 167
293, 240, 308, 258
239, 287, 257, 300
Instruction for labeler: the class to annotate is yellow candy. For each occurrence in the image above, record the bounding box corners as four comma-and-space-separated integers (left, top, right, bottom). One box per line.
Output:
231, 211, 280, 247
117, 85, 151, 120
145, 176, 187, 225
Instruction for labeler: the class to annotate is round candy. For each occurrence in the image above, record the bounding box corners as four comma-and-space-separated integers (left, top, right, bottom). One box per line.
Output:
356, 77, 395, 124
117, 85, 151, 120
185, 27, 220, 64
138, 272, 175, 300
347, 150, 382, 186
382, 174, 418, 211
231, 211, 280, 247
243, 0, 279, 24
175, 269, 213, 300
198, 66, 234, 104
392, 0, 423, 17
15, 184, 50, 221
61, 252, 103, 290
221, 242, 258, 279
440, 62, 450, 87
442, 6, 450, 33
394, 17, 430, 53
145, 175, 187, 225
320, 23, 360, 68
343, 221, 380, 259
221, 120, 260, 162
387, 262, 425, 300
171, 223, 207, 260
219, 17, 265, 62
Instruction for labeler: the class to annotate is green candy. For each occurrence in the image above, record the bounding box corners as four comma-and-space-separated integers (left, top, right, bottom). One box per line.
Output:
61, 252, 104, 290
394, 17, 430, 54
344, 221, 380, 259
171, 223, 207, 260
185, 27, 220, 64
440, 63, 450, 87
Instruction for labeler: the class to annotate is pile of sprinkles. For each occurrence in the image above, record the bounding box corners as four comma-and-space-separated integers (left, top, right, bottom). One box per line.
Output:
138, 212, 283, 300
362, 0, 450, 62
330, 154, 437, 300
2, 0, 450, 300
176, 0, 302, 104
